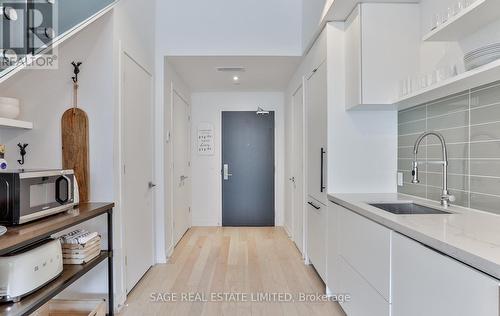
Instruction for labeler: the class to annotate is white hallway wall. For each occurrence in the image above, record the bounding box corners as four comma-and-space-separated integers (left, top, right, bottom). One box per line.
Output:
190, 92, 285, 227
163, 59, 191, 256
155, 0, 301, 248
0, 0, 155, 310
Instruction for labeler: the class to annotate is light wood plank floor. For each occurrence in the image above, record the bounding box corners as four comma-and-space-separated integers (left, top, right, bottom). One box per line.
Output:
119, 227, 345, 316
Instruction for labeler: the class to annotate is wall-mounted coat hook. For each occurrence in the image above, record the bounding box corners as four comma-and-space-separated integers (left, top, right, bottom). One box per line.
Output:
71, 61, 82, 83
17, 143, 28, 165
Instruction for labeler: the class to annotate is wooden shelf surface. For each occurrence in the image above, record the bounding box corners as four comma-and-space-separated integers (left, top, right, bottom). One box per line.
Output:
0, 251, 110, 316
0, 203, 114, 256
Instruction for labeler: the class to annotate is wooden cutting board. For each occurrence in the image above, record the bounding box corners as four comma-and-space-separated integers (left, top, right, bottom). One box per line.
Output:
62, 108, 89, 202
62, 75, 90, 202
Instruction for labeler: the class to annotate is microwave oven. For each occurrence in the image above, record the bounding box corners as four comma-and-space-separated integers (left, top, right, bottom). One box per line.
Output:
0, 169, 79, 225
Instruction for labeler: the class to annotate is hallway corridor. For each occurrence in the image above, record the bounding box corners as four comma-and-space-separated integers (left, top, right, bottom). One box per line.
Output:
119, 227, 345, 316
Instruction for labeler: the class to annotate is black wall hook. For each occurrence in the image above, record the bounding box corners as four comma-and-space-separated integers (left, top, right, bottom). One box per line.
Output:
17, 143, 28, 165
71, 61, 82, 83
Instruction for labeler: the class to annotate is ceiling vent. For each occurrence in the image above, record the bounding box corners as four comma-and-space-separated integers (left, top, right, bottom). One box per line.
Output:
216, 67, 246, 72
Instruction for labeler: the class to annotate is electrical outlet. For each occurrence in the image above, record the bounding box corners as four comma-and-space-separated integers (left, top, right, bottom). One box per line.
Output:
397, 172, 404, 187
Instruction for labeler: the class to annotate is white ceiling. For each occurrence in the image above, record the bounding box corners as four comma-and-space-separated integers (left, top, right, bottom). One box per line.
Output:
167, 56, 301, 92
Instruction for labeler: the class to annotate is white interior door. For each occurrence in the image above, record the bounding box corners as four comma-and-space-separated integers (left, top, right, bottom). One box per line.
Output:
122, 53, 154, 293
292, 86, 305, 255
285, 98, 294, 236
173, 91, 191, 245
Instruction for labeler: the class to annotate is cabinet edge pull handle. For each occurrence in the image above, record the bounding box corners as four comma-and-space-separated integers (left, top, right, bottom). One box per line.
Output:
308, 201, 321, 210
320, 148, 326, 193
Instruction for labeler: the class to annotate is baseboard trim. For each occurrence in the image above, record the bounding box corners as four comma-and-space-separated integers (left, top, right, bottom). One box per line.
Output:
116, 292, 127, 312
191, 220, 219, 227
166, 244, 174, 259
283, 224, 292, 238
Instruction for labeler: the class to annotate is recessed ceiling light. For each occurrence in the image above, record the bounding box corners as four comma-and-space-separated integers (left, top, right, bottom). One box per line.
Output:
233, 76, 239, 81
216, 67, 246, 72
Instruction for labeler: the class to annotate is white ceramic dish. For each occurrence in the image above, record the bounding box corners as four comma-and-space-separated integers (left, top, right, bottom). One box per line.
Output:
0, 97, 20, 119
465, 43, 500, 57
465, 54, 500, 71
465, 48, 500, 58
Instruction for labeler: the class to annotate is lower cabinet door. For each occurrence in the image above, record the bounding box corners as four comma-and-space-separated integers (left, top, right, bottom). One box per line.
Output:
337, 256, 390, 316
392, 232, 500, 316
338, 205, 391, 301
306, 198, 327, 281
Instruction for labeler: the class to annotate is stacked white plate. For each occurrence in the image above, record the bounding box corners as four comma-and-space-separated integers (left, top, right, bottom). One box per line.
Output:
464, 43, 500, 71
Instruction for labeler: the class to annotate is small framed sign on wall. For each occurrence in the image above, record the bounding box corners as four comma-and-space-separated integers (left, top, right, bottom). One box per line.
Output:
197, 122, 215, 155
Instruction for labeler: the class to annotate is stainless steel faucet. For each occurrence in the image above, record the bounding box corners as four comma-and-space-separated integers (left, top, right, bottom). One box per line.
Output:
411, 131, 455, 207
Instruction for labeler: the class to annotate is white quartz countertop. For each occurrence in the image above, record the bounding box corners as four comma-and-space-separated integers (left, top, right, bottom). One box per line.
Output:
328, 192, 500, 280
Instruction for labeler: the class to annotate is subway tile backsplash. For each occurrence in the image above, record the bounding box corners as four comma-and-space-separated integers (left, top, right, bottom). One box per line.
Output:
398, 81, 500, 215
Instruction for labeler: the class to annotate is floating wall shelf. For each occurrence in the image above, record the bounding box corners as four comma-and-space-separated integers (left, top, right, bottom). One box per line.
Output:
393, 58, 500, 110
423, 0, 500, 42
0, 118, 33, 129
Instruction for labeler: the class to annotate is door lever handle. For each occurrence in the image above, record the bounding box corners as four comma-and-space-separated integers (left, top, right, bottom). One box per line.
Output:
223, 164, 233, 180
148, 182, 156, 189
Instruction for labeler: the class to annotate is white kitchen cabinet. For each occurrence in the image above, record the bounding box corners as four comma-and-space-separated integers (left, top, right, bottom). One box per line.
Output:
345, 3, 419, 109
306, 198, 327, 281
337, 256, 390, 316
326, 202, 340, 292
338, 204, 392, 301
392, 233, 500, 316
306, 60, 328, 205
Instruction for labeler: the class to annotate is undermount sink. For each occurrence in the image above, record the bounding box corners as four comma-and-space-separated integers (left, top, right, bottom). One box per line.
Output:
369, 203, 451, 215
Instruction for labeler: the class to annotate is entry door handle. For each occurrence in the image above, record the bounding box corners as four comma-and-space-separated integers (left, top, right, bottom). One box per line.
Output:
223, 164, 233, 180
148, 182, 157, 189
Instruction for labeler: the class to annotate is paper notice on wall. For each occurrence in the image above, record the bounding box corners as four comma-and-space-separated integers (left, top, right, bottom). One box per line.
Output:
197, 123, 214, 155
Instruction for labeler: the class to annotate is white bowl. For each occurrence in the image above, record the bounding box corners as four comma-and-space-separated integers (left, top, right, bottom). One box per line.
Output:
0, 97, 19, 106
0, 97, 20, 119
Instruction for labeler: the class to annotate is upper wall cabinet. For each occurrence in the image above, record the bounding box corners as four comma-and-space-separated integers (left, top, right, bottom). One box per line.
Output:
345, 3, 420, 110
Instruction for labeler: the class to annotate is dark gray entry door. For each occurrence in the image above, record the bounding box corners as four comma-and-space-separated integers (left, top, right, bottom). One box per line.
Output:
222, 111, 275, 226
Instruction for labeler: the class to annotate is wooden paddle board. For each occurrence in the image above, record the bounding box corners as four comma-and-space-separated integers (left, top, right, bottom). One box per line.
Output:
62, 66, 89, 202
62, 107, 89, 202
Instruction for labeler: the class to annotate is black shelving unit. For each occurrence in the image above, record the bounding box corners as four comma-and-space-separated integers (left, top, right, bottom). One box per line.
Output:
0, 203, 114, 316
